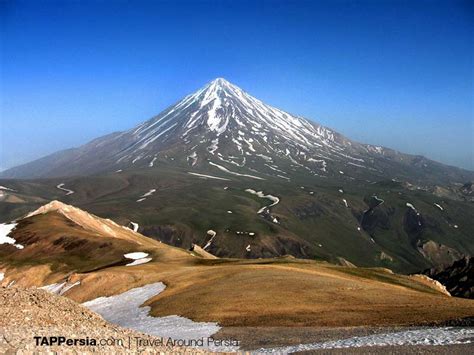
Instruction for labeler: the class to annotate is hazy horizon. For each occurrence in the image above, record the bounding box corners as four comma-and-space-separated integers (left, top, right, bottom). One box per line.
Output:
1, 0, 473, 171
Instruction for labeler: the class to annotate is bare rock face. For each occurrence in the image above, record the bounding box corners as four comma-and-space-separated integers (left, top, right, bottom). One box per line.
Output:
418, 241, 463, 269
377, 251, 394, 262
423, 256, 473, 299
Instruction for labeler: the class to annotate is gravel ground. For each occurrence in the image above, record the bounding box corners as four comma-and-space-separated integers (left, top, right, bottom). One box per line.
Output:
0, 286, 206, 354
215, 325, 474, 353
296, 344, 474, 354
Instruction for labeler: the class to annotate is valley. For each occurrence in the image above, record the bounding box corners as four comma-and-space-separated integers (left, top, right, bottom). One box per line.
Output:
1, 161, 472, 274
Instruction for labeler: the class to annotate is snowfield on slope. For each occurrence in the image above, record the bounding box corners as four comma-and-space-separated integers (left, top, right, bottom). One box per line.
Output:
137, 189, 156, 202
129, 222, 139, 232
245, 189, 280, 214
0, 223, 24, 249
124, 252, 152, 266
0, 185, 15, 191
56, 183, 74, 195
188, 172, 231, 181
142, 189, 156, 197
203, 230, 217, 250
82, 282, 238, 352
148, 157, 157, 167
209, 162, 265, 180
41, 281, 81, 295
406, 202, 421, 215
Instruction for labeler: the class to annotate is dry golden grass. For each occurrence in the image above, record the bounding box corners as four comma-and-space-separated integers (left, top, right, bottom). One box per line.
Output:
65, 257, 474, 328
2, 208, 473, 329
147, 262, 474, 327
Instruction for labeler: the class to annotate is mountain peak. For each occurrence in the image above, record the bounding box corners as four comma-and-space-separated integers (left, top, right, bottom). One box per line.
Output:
3, 77, 471, 186
208, 77, 238, 89
25, 200, 74, 218
202, 77, 241, 97
23, 200, 143, 241
210, 77, 230, 85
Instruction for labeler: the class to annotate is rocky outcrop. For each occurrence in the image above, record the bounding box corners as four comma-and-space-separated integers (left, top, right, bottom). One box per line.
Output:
418, 241, 463, 269
190, 244, 218, 259
335, 257, 357, 268
423, 256, 473, 299
409, 274, 451, 296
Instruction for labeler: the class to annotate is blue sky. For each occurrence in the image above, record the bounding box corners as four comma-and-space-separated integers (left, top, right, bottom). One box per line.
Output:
1, 0, 473, 170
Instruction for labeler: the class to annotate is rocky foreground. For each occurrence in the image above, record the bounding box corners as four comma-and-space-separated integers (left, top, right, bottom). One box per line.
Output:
0, 286, 202, 354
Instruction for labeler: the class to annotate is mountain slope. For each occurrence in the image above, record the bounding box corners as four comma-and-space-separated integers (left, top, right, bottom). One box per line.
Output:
1, 201, 473, 337
1, 78, 472, 274
0, 200, 193, 286
2, 78, 472, 186
1, 167, 473, 274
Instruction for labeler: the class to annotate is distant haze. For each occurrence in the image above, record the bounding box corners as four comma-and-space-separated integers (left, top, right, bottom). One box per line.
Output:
1, 0, 472, 171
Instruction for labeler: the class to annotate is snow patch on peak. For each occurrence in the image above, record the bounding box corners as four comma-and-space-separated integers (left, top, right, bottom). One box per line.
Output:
210, 77, 231, 85
93, 78, 390, 179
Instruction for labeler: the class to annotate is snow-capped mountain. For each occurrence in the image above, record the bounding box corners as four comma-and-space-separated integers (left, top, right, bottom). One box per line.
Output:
1, 78, 472, 184
1, 78, 473, 272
